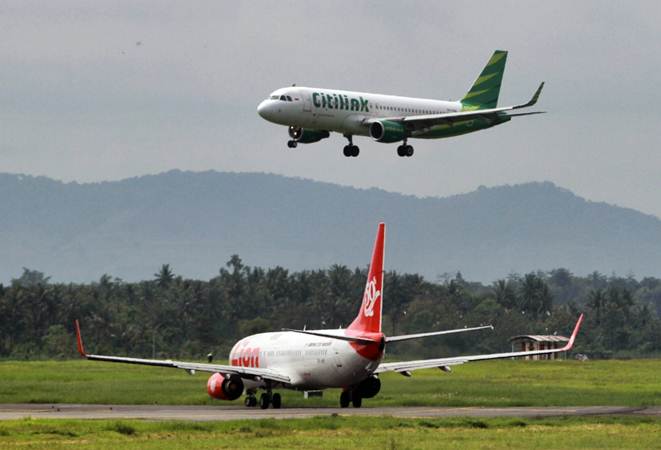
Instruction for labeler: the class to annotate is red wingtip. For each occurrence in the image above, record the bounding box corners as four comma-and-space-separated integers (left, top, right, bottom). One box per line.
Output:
74, 319, 87, 357
563, 313, 584, 351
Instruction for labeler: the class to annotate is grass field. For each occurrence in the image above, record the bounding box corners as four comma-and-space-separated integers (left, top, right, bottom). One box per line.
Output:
0, 359, 659, 407
0, 416, 659, 449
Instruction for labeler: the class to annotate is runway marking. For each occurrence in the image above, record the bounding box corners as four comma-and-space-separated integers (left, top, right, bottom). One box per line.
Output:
0, 404, 657, 421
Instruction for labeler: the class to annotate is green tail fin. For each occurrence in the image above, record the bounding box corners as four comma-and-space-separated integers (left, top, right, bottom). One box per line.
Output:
461, 50, 508, 110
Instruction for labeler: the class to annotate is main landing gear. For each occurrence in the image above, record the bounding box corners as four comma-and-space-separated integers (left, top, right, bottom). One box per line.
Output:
343, 135, 359, 157
246, 391, 281, 409
339, 390, 362, 408
397, 141, 414, 157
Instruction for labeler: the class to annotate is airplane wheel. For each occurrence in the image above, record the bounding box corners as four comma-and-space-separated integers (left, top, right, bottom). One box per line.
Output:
287, 140, 298, 148
396, 145, 406, 157
244, 395, 257, 407
272, 393, 282, 409
352, 394, 362, 408
259, 393, 271, 409
340, 390, 351, 408
406, 145, 414, 157
351, 145, 360, 157
343, 145, 351, 157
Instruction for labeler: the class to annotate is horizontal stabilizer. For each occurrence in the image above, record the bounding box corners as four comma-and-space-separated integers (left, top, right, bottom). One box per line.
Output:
386, 325, 493, 343
282, 328, 379, 345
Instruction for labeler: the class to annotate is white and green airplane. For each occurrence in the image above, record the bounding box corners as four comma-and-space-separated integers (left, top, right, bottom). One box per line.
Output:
257, 50, 544, 157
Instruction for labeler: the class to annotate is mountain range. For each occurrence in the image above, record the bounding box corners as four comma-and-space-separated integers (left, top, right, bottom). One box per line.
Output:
1, 170, 660, 282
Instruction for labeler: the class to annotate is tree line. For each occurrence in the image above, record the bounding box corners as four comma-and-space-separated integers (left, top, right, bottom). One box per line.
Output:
1, 258, 659, 360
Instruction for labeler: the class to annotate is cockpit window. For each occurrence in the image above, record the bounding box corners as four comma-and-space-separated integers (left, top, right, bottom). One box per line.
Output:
286, 95, 293, 101
280, 95, 287, 101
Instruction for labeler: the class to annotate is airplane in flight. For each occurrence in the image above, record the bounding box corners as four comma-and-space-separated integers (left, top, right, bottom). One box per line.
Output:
75, 223, 583, 409
257, 50, 544, 157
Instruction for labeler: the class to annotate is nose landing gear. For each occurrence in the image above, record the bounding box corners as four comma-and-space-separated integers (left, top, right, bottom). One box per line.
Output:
287, 140, 298, 148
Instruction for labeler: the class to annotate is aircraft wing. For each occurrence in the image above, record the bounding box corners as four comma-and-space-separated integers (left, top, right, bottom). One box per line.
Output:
368, 82, 545, 130
74, 321, 290, 384
375, 313, 583, 376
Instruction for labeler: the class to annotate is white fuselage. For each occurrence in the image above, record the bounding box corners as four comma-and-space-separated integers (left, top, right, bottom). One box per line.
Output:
228, 329, 382, 391
257, 86, 461, 137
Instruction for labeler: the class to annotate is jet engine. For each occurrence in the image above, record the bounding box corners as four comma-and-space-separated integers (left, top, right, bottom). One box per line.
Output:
355, 375, 381, 399
206, 372, 244, 401
369, 120, 407, 143
288, 126, 330, 143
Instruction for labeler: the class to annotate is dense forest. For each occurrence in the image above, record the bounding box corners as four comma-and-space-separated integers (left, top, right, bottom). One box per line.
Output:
1, 258, 660, 360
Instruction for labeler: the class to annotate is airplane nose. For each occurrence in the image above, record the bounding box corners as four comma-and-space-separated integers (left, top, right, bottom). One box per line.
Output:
257, 100, 269, 119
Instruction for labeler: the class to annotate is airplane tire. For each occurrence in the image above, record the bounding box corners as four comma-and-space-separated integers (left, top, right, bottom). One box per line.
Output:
340, 391, 351, 408
396, 146, 405, 157
352, 394, 362, 408
259, 393, 271, 409
343, 145, 351, 157
287, 140, 297, 148
406, 145, 414, 157
351, 145, 360, 157
244, 396, 257, 407
272, 393, 282, 409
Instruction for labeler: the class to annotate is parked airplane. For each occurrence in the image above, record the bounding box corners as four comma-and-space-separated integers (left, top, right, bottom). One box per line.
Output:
75, 223, 583, 409
257, 50, 544, 157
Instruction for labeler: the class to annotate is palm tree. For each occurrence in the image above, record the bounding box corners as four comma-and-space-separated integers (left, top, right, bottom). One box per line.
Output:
154, 264, 175, 287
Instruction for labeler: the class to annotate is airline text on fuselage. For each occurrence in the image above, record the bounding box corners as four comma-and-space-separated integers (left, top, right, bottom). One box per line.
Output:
312, 92, 369, 112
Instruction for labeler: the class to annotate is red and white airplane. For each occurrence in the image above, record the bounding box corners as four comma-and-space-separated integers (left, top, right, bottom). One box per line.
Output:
75, 223, 584, 409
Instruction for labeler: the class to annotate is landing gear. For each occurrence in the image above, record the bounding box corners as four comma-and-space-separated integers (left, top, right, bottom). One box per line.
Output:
272, 393, 282, 409
339, 390, 362, 408
244, 394, 257, 407
343, 145, 359, 157
397, 143, 414, 157
259, 392, 271, 409
255, 389, 281, 409
287, 140, 298, 148
343, 135, 359, 157
340, 390, 351, 408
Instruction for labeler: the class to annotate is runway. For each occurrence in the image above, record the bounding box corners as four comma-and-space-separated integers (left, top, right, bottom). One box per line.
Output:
0, 404, 657, 421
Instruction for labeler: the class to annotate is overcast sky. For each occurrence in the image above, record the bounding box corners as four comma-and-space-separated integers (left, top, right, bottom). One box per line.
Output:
2, 1, 660, 218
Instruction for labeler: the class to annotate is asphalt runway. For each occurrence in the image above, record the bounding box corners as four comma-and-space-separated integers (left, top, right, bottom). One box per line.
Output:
0, 404, 657, 421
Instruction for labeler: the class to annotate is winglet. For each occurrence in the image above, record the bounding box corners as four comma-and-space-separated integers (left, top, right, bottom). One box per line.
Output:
74, 320, 87, 357
515, 81, 545, 109
561, 313, 584, 351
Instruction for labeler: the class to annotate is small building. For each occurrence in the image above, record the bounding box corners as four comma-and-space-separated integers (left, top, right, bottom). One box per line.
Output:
509, 335, 569, 360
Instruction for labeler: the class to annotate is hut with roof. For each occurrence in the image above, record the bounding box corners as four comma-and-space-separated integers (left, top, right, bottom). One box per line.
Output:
509, 334, 569, 360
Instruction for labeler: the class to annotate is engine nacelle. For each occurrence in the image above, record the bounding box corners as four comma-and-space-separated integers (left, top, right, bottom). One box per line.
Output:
288, 126, 330, 144
369, 120, 407, 143
355, 375, 381, 399
206, 373, 244, 401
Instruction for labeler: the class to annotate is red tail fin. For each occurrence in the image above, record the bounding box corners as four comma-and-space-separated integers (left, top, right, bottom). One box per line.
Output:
348, 223, 385, 334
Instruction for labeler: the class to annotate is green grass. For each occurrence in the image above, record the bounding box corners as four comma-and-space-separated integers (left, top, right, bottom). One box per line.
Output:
0, 359, 659, 407
0, 416, 659, 449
